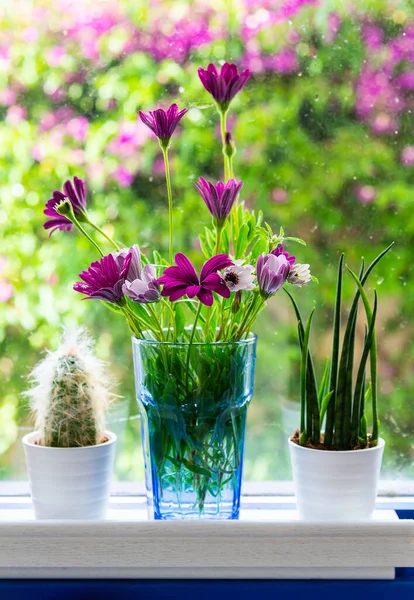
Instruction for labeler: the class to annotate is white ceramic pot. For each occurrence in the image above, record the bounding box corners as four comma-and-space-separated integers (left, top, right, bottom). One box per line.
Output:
22, 431, 117, 520
289, 437, 385, 521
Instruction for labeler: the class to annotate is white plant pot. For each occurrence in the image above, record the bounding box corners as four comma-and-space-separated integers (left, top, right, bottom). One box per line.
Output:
289, 437, 385, 521
23, 431, 117, 520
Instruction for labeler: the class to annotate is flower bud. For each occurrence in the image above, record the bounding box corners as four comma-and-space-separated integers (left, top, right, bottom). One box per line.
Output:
232, 290, 242, 314
224, 131, 236, 159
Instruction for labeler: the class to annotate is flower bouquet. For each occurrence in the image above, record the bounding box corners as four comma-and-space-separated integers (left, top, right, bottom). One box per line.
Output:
43, 63, 313, 520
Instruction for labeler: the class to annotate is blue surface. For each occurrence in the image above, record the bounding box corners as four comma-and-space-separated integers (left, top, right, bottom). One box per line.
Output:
0, 577, 413, 600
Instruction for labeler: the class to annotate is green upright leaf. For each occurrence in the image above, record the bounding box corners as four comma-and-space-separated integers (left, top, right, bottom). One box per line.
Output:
320, 391, 334, 424
299, 309, 315, 445
325, 253, 344, 447
173, 303, 186, 339
347, 267, 379, 442
351, 290, 378, 445
235, 223, 249, 259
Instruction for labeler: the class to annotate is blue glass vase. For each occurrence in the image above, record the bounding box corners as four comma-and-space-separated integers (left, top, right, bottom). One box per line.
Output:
132, 335, 257, 520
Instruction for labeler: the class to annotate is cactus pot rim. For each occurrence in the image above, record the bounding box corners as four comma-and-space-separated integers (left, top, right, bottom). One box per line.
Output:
288, 436, 385, 455
22, 430, 117, 451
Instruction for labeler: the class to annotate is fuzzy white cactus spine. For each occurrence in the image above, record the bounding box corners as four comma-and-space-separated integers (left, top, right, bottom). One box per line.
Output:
25, 329, 111, 447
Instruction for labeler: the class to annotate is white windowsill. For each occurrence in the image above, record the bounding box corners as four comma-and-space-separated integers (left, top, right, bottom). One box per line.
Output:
0, 487, 412, 580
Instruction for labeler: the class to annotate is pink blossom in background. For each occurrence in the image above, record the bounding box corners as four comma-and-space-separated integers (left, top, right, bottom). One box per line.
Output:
325, 13, 341, 44
242, 51, 265, 74
395, 72, 414, 90
192, 238, 202, 251
388, 25, 414, 66
277, 0, 319, 21
243, 0, 318, 40
362, 24, 384, 49
87, 162, 106, 183
138, 18, 214, 63
0, 87, 17, 106
0, 280, 14, 303
46, 46, 67, 67
242, 8, 277, 40
66, 69, 88, 85
370, 112, 399, 135
32, 143, 45, 162
286, 30, 300, 45
6, 105, 27, 125
267, 48, 299, 74
40, 107, 75, 132
400, 146, 414, 166
355, 67, 404, 120
0, 46, 10, 74
152, 156, 166, 176
49, 128, 65, 148
112, 167, 135, 187
47, 273, 59, 286
49, 88, 66, 103
271, 188, 289, 204
66, 116, 89, 142
21, 28, 38, 44
107, 121, 150, 158
68, 149, 86, 165
243, 48, 298, 75
355, 184, 377, 204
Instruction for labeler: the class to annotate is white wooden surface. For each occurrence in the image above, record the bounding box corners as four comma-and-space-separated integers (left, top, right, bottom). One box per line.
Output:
0, 496, 412, 580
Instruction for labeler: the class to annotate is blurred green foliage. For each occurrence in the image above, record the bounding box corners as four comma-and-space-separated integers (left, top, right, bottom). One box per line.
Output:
0, 0, 413, 481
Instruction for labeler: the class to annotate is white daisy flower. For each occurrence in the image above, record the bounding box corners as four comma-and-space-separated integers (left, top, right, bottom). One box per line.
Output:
288, 263, 311, 286
221, 259, 255, 292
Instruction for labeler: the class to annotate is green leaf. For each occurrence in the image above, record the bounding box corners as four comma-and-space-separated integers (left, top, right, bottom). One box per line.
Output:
325, 253, 344, 447
347, 267, 379, 442
235, 223, 249, 258
182, 458, 211, 478
299, 308, 315, 444
351, 289, 378, 445
250, 238, 267, 260
318, 357, 331, 407
320, 390, 334, 424
101, 300, 122, 313
283, 236, 307, 246
173, 303, 186, 339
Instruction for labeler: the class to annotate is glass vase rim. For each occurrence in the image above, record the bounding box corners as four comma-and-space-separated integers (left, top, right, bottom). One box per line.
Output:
131, 332, 257, 348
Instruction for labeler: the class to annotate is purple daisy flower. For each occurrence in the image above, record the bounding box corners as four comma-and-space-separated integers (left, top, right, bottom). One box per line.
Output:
73, 252, 132, 303
194, 177, 243, 225
271, 245, 296, 268
158, 252, 233, 306
123, 264, 161, 304
44, 176, 87, 236
198, 63, 251, 111
113, 244, 161, 304
138, 103, 188, 149
256, 253, 290, 299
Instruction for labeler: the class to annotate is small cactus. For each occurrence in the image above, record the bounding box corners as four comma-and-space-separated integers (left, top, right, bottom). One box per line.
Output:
25, 329, 112, 447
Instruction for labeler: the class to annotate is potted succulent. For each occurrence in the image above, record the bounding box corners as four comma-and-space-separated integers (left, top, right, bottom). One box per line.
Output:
287, 246, 393, 521
23, 329, 116, 520
39, 62, 314, 520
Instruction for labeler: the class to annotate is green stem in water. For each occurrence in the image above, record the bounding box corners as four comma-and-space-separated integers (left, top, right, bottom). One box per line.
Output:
161, 146, 174, 265
88, 220, 120, 251
186, 302, 202, 392
161, 298, 176, 340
